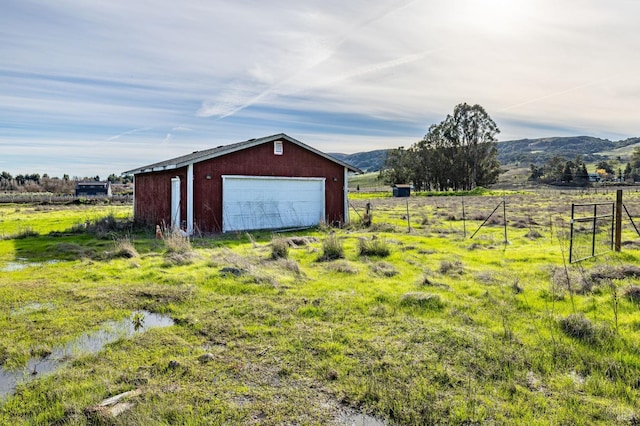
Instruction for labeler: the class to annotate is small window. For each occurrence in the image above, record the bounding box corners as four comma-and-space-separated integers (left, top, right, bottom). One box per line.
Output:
274, 141, 283, 155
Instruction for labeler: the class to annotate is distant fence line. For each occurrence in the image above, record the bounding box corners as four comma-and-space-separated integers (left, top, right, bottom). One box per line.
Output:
0, 193, 132, 205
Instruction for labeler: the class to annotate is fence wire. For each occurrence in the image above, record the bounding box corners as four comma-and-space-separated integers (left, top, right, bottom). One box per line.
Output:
569, 203, 614, 263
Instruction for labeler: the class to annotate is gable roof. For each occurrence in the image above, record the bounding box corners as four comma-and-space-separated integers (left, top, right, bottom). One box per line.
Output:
123, 133, 362, 175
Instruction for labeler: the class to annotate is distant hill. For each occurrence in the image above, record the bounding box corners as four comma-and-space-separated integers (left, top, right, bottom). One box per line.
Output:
332, 136, 640, 172
330, 149, 389, 173
496, 136, 640, 165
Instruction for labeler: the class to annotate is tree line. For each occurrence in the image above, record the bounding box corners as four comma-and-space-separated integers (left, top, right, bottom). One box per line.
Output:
380, 103, 501, 191
528, 147, 640, 185
0, 172, 132, 194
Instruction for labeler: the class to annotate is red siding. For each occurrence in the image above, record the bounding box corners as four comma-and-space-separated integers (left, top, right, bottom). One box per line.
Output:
134, 138, 346, 233
133, 167, 188, 230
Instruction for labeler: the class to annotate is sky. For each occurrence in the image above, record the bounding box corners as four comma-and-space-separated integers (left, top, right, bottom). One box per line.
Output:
2, 0, 639, 178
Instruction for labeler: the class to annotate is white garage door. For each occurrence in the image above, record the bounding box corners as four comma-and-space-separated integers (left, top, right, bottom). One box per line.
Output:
222, 175, 325, 232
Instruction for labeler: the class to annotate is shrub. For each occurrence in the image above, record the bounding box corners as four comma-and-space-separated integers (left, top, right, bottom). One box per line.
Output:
270, 236, 289, 260
318, 234, 344, 261
358, 237, 391, 257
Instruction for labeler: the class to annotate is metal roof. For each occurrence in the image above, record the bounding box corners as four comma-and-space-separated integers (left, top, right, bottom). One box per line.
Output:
123, 133, 362, 175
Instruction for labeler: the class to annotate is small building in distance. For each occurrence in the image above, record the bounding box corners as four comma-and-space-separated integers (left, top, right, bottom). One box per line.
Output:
392, 184, 411, 197
75, 181, 112, 197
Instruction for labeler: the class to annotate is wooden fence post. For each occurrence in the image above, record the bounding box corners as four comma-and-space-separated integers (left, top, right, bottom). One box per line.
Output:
615, 189, 622, 252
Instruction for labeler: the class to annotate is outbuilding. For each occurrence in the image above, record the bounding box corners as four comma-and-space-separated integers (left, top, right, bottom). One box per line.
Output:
392, 184, 411, 197
75, 181, 112, 197
124, 134, 361, 233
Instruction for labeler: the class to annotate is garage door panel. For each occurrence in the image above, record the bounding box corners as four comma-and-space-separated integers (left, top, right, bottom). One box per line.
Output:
222, 176, 325, 232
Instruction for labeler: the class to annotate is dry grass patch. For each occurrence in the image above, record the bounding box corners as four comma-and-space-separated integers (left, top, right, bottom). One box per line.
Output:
439, 260, 464, 275
624, 285, 640, 303
370, 261, 398, 277
325, 260, 359, 275
400, 292, 445, 310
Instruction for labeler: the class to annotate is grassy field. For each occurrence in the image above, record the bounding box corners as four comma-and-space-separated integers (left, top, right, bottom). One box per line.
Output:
1, 190, 640, 424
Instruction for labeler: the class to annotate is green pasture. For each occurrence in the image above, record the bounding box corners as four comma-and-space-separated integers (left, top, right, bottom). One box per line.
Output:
1, 190, 640, 424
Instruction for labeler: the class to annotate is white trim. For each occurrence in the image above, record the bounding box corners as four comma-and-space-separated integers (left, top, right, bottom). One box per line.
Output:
343, 167, 349, 223
221, 175, 324, 182
132, 175, 136, 220
186, 163, 194, 235
170, 177, 181, 230
274, 140, 283, 155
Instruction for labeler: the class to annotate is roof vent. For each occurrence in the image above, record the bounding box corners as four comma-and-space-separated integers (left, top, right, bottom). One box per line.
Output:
248, 138, 256, 141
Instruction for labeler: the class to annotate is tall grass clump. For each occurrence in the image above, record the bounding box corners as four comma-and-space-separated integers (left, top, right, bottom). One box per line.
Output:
270, 236, 289, 259
6, 227, 39, 240
318, 234, 344, 261
559, 313, 614, 346
163, 229, 197, 266
68, 213, 132, 239
112, 236, 139, 259
358, 237, 391, 257
163, 229, 192, 253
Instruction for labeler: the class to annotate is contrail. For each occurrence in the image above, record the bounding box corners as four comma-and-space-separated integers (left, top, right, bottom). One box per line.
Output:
107, 127, 151, 141
198, 0, 422, 119
498, 77, 614, 112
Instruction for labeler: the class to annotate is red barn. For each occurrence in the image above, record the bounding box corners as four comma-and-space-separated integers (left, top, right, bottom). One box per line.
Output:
124, 134, 361, 233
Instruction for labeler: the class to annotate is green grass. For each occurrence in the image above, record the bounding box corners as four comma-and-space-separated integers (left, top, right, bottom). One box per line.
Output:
1, 191, 640, 424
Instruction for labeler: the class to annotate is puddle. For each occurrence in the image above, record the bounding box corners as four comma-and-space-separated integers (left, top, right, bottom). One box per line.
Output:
341, 413, 388, 426
1, 260, 59, 272
0, 310, 174, 400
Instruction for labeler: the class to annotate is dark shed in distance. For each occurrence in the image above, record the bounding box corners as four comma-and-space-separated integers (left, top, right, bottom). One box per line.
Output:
75, 181, 112, 197
123, 134, 361, 233
392, 184, 411, 197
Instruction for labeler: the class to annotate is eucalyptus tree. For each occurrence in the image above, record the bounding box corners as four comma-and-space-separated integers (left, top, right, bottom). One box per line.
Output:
382, 103, 501, 191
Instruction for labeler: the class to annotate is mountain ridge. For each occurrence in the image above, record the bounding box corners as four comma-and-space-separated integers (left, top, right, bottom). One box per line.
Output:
333, 136, 640, 172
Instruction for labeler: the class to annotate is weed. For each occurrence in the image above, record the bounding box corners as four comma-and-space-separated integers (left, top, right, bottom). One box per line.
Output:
318, 234, 344, 261
358, 237, 391, 257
